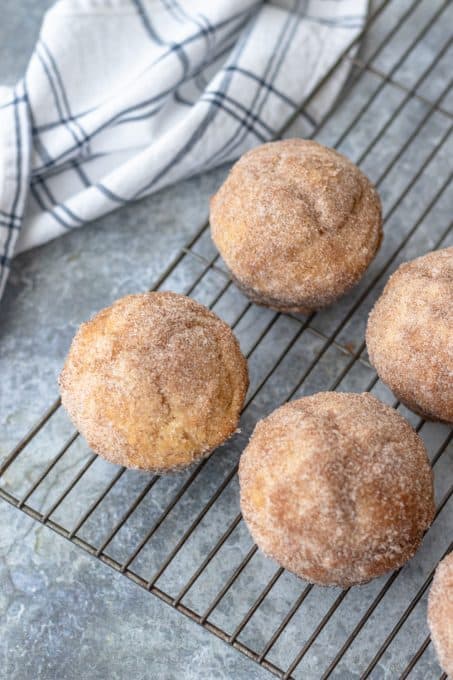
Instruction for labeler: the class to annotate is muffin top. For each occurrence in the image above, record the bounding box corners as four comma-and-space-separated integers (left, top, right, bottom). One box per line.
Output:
59, 292, 248, 471
428, 552, 453, 677
367, 247, 453, 423
239, 392, 434, 587
210, 139, 382, 311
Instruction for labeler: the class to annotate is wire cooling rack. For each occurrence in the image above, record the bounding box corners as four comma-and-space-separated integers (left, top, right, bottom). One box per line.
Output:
1, 1, 452, 677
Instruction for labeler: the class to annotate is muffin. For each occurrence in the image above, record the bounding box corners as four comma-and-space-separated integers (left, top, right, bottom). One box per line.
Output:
366, 247, 453, 423
59, 292, 248, 472
239, 392, 435, 587
210, 139, 382, 313
428, 552, 453, 677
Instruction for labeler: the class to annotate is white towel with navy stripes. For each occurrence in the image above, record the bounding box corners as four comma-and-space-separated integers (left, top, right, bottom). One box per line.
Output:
0, 0, 367, 299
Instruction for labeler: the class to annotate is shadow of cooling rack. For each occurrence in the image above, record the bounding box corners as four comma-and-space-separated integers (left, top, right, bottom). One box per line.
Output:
0, 0, 452, 677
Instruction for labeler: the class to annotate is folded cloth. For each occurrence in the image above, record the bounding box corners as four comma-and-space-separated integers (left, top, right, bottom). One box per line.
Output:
0, 0, 367, 300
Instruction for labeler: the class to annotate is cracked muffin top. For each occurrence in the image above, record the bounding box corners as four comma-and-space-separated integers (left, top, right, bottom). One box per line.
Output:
367, 247, 453, 424
239, 392, 434, 587
210, 139, 382, 313
59, 292, 248, 472
428, 551, 453, 677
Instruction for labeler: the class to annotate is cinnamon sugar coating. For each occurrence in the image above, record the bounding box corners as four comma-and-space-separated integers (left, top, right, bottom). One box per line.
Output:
59, 292, 248, 472
210, 139, 382, 313
239, 392, 434, 587
366, 247, 453, 424
428, 552, 453, 677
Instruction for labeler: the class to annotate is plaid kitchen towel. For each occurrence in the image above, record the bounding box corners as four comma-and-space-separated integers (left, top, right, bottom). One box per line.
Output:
0, 0, 367, 300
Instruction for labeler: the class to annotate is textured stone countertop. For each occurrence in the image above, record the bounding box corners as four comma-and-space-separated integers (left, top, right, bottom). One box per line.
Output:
0, 3, 267, 678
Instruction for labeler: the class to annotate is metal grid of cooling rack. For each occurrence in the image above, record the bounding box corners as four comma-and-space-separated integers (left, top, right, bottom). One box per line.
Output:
1, 0, 452, 677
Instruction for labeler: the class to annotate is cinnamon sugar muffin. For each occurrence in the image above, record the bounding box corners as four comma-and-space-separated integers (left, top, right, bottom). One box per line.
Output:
428, 552, 453, 677
239, 392, 434, 587
210, 139, 382, 313
366, 247, 453, 423
59, 292, 248, 472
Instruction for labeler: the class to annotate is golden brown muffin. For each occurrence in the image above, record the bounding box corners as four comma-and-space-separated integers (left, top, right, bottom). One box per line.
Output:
366, 247, 453, 424
210, 139, 382, 313
428, 552, 453, 677
59, 292, 248, 472
239, 392, 434, 587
